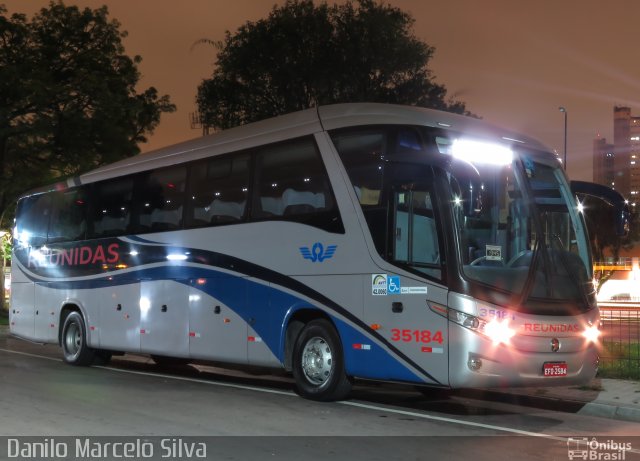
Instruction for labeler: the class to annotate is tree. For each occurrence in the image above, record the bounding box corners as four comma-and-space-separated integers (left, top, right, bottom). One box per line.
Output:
196, 0, 470, 131
0, 2, 175, 226
581, 195, 638, 293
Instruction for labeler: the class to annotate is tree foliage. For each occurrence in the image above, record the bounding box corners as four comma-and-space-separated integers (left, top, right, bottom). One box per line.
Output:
197, 0, 469, 131
0, 2, 175, 225
580, 194, 638, 293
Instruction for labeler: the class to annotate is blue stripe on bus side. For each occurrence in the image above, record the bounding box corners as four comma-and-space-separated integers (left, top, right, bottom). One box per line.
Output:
21, 246, 441, 385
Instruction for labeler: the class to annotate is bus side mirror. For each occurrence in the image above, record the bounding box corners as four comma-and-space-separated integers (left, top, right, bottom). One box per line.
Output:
570, 180, 630, 237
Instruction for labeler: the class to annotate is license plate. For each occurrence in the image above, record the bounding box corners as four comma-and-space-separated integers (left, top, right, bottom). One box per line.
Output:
543, 362, 567, 377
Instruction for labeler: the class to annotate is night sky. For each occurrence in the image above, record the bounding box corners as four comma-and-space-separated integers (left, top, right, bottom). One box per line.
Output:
4, 0, 640, 182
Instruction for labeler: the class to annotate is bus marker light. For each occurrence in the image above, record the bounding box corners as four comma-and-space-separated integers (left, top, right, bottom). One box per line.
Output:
223, 318, 231, 323
370, 323, 381, 330
451, 139, 513, 166
353, 344, 371, 350
422, 347, 443, 354
189, 332, 200, 338
429, 303, 448, 317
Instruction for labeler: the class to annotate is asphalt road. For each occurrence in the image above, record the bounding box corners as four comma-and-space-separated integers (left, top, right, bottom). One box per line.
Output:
1, 327, 639, 461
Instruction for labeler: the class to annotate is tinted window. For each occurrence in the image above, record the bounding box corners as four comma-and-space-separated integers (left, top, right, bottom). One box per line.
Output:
253, 138, 343, 233
330, 129, 388, 251
89, 177, 134, 238
330, 130, 387, 206
48, 188, 88, 243
14, 194, 52, 248
186, 154, 249, 227
135, 166, 187, 232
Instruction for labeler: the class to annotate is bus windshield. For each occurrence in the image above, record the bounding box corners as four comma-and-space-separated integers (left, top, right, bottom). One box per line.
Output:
330, 126, 596, 315
449, 149, 594, 313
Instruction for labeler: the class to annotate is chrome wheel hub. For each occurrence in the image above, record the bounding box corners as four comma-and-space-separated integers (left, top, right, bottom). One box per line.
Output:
301, 337, 333, 385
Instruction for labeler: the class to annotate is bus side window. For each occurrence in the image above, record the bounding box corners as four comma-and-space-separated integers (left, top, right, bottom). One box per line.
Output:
330, 129, 387, 252
89, 177, 134, 238
134, 166, 187, 233
252, 137, 343, 233
48, 188, 88, 243
185, 154, 250, 227
14, 194, 52, 248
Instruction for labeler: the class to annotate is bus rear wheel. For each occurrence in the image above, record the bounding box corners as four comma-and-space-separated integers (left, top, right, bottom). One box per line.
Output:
292, 319, 352, 401
61, 312, 96, 366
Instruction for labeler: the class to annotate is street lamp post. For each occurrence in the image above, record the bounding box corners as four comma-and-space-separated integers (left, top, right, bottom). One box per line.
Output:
559, 106, 567, 170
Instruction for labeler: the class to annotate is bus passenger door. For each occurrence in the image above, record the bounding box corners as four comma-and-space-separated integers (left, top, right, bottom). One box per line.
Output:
99, 282, 141, 352
140, 280, 189, 357
188, 275, 248, 363
366, 278, 449, 385
364, 184, 449, 385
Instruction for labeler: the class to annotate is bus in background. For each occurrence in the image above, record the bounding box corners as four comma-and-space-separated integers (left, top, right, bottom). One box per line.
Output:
9, 103, 629, 401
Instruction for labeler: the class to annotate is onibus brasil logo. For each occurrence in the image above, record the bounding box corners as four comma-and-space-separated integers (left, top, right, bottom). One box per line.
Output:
567, 437, 632, 460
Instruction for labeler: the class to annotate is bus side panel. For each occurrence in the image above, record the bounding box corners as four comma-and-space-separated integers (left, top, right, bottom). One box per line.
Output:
99, 282, 141, 353
247, 280, 280, 367
140, 280, 190, 357
34, 282, 60, 343
9, 281, 35, 339
188, 276, 248, 364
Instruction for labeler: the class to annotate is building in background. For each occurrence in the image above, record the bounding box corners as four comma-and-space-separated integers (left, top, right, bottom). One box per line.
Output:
593, 136, 615, 190
593, 106, 640, 208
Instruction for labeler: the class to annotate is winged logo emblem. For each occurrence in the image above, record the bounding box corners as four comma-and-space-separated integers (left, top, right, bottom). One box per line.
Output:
299, 242, 337, 262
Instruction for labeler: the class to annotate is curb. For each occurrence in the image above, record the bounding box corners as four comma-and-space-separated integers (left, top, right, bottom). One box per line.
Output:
579, 402, 640, 423
459, 388, 640, 423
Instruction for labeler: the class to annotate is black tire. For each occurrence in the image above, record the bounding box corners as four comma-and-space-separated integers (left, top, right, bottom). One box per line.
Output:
61, 311, 96, 366
292, 319, 352, 401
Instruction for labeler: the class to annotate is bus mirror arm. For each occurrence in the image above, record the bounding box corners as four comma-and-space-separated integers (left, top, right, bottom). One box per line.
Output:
570, 180, 630, 237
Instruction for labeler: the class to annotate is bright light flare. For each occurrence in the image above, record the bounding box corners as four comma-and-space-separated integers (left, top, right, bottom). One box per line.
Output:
484, 319, 515, 345
166, 253, 188, 261
452, 139, 513, 166
583, 324, 600, 344
139, 297, 151, 315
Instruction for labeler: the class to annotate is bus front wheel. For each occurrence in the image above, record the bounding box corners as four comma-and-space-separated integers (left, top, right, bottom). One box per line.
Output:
61, 312, 96, 366
292, 319, 352, 401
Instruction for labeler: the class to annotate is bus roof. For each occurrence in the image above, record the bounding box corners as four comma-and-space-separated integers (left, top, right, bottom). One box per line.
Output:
45, 103, 553, 191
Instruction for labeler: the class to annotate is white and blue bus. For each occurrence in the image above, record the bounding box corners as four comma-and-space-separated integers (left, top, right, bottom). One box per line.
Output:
10, 103, 628, 401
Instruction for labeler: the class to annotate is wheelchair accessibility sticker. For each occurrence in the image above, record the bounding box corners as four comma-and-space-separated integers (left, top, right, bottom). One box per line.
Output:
372, 274, 427, 296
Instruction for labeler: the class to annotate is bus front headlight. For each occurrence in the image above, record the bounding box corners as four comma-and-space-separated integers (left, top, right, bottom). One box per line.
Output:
484, 319, 515, 345
449, 309, 515, 345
